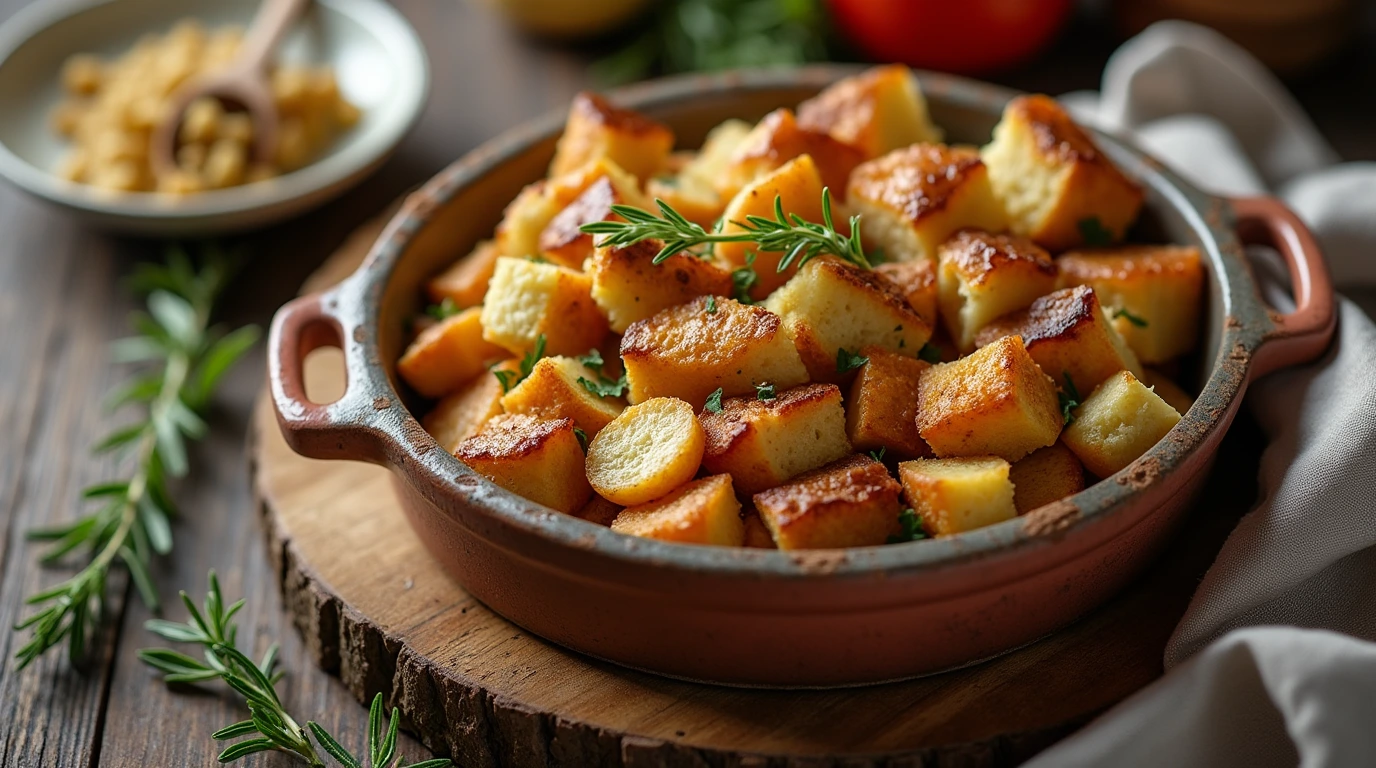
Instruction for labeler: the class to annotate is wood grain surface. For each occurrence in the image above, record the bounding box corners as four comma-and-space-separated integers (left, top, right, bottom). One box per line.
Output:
0, 0, 1370, 765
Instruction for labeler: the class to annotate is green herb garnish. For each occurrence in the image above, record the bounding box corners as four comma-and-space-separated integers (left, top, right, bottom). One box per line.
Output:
704, 387, 724, 412
1113, 307, 1149, 327
918, 343, 942, 364
705, 295, 717, 314
494, 334, 545, 394
836, 347, 869, 374
731, 251, 759, 304
582, 189, 869, 271
755, 382, 776, 401
1059, 372, 1082, 425
888, 508, 927, 543
577, 347, 605, 373
1078, 216, 1115, 247
574, 427, 589, 453
425, 297, 460, 321
578, 373, 629, 399
869, 447, 886, 463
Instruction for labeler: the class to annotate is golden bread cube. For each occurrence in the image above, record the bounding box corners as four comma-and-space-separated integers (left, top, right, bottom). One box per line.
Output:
455, 414, 592, 514
715, 108, 865, 203
848, 144, 1008, 264
845, 346, 932, 460
538, 174, 647, 269
494, 181, 563, 261
620, 297, 809, 408
713, 154, 828, 299
500, 356, 625, 437
646, 118, 753, 227
974, 285, 1142, 395
898, 456, 1016, 537
916, 335, 1062, 462
585, 397, 705, 506
1056, 245, 1205, 364
741, 508, 777, 549
575, 494, 623, 526
764, 258, 932, 381
588, 239, 733, 333
422, 359, 519, 452
496, 157, 642, 262
550, 92, 674, 181
753, 454, 901, 550
700, 383, 852, 495
797, 64, 942, 158
1141, 369, 1195, 415
981, 94, 1144, 251
1062, 370, 1182, 478
611, 475, 744, 546
397, 307, 509, 399
426, 240, 501, 309
1008, 443, 1085, 515
876, 259, 938, 327
480, 257, 609, 357
937, 230, 1058, 352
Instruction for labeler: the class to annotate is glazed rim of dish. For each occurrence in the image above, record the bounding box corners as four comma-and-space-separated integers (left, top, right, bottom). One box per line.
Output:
303, 66, 1271, 579
0, 0, 428, 218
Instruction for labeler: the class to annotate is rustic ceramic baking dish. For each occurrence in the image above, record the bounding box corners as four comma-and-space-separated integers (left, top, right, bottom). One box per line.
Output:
268, 67, 1334, 687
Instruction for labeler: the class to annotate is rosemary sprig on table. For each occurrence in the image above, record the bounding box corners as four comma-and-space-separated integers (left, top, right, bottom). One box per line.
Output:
582, 189, 870, 271
140, 572, 451, 768
13, 254, 259, 669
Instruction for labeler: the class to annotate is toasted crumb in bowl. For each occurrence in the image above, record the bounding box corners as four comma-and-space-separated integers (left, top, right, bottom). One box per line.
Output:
50, 19, 360, 195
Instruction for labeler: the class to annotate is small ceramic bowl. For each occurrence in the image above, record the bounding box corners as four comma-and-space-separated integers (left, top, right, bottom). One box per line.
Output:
0, 0, 428, 235
268, 67, 1334, 687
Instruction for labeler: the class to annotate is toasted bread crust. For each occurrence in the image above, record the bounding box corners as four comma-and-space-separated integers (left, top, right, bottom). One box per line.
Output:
569, 92, 672, 138
848, 144, 986, 224
796, 64, 940, 158
456, 414, 573, 461
875, 259, 937, 322
1010, 95, 1124, 178
939, 230, 1055, 286
978, 285, 1096, 346
539, 176, 617, 259
753, 454, 899, 529
723, 109, 866, 200
700, 383, 841, 456
426, 240, 501, 308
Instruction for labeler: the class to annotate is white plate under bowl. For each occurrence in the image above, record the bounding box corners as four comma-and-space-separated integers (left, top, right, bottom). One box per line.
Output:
0, 0, 429, 235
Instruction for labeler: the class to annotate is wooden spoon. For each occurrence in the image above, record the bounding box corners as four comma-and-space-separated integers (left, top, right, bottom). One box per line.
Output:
151, 0, 309, 180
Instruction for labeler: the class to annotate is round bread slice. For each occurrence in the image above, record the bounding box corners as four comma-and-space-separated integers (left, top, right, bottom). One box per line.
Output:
586, 397, 705, 506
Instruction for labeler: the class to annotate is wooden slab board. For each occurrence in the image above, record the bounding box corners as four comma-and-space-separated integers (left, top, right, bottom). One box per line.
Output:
249, 220, 1260, 767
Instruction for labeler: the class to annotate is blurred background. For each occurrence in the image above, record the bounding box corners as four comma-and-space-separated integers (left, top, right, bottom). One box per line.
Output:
471, 0, 1376, 158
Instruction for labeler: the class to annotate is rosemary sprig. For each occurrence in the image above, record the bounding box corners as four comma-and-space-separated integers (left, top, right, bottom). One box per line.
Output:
582, 189, 870, 271
141, 573, 451, 768
888, 507, 928, 544
13, 253, 259, 669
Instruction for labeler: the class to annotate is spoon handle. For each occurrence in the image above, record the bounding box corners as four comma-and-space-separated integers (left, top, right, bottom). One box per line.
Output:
237, 0, 310, 73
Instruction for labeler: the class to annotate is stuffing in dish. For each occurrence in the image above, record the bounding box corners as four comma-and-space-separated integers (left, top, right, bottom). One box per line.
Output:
399, 64, 1203, 550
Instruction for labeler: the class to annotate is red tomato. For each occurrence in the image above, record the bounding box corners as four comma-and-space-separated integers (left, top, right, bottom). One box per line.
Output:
825, 0, 1073, 75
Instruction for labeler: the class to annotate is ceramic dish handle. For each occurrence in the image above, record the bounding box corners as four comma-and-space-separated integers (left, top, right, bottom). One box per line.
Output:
1231, 195, 1337, 379
268, 290, 393, 464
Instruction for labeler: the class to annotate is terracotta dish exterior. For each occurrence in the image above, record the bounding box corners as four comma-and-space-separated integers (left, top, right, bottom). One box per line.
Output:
268, 68, 1335, 687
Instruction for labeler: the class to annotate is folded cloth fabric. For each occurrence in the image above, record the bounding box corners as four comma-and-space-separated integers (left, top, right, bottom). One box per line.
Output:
1025, 21, 1376, 768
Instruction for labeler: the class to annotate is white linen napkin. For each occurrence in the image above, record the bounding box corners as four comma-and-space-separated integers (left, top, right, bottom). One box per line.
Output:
1025, 21, 1376, 768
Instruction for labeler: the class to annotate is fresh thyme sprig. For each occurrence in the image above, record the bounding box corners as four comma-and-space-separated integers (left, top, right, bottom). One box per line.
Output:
140, 572, 451, 768
13, 253, 259, 669
582, 189, 870, 272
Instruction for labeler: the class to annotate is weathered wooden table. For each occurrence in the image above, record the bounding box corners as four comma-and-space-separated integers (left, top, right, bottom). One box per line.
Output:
1, 1, 1372, 765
